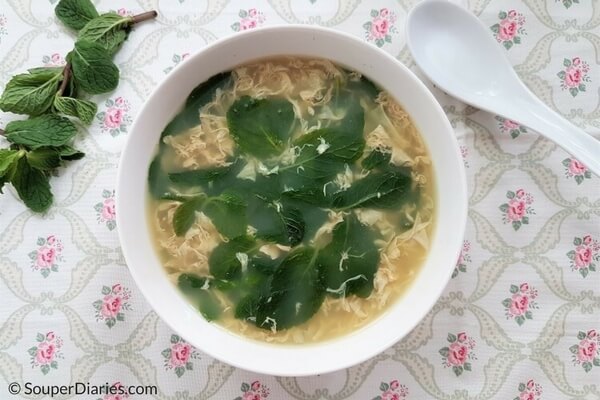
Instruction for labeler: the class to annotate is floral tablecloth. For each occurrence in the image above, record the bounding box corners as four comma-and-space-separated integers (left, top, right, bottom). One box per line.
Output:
0, 0, 599, 399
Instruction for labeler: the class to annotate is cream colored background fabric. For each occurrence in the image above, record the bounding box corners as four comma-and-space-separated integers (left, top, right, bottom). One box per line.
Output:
0, 1, 598, 399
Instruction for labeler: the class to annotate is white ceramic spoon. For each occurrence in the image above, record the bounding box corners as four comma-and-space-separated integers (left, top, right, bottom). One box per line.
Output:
406, 0, 600, 176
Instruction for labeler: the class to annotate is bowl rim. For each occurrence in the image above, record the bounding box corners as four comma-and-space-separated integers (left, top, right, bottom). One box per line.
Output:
116, 24, 467, 376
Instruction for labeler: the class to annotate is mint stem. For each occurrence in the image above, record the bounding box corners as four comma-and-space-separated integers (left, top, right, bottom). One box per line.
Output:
0, 129, 4, 136
57, 63, 71, 97
131, 10, 158, 25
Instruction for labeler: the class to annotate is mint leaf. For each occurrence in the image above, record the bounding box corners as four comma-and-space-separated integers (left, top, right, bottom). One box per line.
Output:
0, 149, 22, 193
318, 215, 380, 298
148, 156, 172, 199
329, 91, 365, 137
173, 197, 204, 236
255, 247, 325, 331
78, 13, 131, 55
177, 274, 222, 321
233, 267, 276, 321
26, 148, 61, 170
0, 68, 62, 115
203, 192, 247, 239
178, 273, 208, 291
227, 96, 295, 159
250, 199, 305, 246
55, 0, 99, 31
27, 67, 64, 76
56, 145, 85, 160
70, 40, 119, 94
172, 192, 247, 238
5, 115, 77, 148
53, 94, 97, 124
0, 149, 22, 175
332, 170, 412, 210
10, 158, 53, 212
168, 164, 234, 186
362, 149, 391, 170
281, 127, 365, 188
209, 236, 257, 280
281, 186, 332, 208
347, 75, 380, 100
162, 73, 232, 138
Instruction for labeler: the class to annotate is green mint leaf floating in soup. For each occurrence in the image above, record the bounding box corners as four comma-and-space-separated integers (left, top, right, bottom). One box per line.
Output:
162, 73, 232, 138
209, 236, 257, 280
177, 274, 222, 321
332, 170, 412, 210
77, 13, 131, 55
256, 247, 325, 331
172, 196, 204, 236
173, 192, 247, 238
4, 115, 77, 148
148, 157, 171, 199
362, 149, 392, 170
168, 163, 235, 187
279, 127, 364, 194
249, 198, 305, 247
53, 94, 97, 125
54, 0, 99, 31
202, 192, 247, 238
146, 57, 435, 342
318, 215, 380, 298
0, 68, 63, 115
70, 40, 119, 94
227, 96, 295, 159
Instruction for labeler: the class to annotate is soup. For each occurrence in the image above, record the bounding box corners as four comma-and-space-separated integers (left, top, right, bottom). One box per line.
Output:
147, 57, 435, 344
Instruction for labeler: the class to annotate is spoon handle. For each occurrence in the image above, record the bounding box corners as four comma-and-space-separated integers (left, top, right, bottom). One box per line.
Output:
506, 96, 600, 176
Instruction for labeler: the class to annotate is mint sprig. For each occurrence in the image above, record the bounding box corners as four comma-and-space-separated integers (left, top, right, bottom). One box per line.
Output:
0, 1, 157, 212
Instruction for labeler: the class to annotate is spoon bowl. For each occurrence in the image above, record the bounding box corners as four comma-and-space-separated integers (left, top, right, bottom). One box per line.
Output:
406, 0, 600, 175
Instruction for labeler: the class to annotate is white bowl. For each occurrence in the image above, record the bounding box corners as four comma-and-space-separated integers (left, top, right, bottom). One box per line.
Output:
116, 25, 467, 376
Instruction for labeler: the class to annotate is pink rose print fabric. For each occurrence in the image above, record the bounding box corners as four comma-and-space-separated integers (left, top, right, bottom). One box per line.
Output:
162, 335, 199, 377
570, 330, 600, 372
566, 235, 599, 278
496, 116, 527, 139
563, 157, 592, 185
460, 145, 469, 168
95, 189, 116, 230
490, 10, 526, 50
116, 8, 133, 17
499, 189, 535, 231
439, 332, 476, 376
93, 284, 132, 328
42, 53, 65, 67
514, 380, 542, 400
452, 240, 471, 278
28, 236, 64, 278
502, 283, 538, 326
28, 332, 63, 375
164, 53, 190, 74
558, 57, 590, 97
234, 381, 270, 400
364, 8, 398, 48
372, 380, 408, 400
557, 0, 580, 9
0, 14, 7, 41
231, 9, 265, 32
96, 382, 129, 400
96, 97, 133, 136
